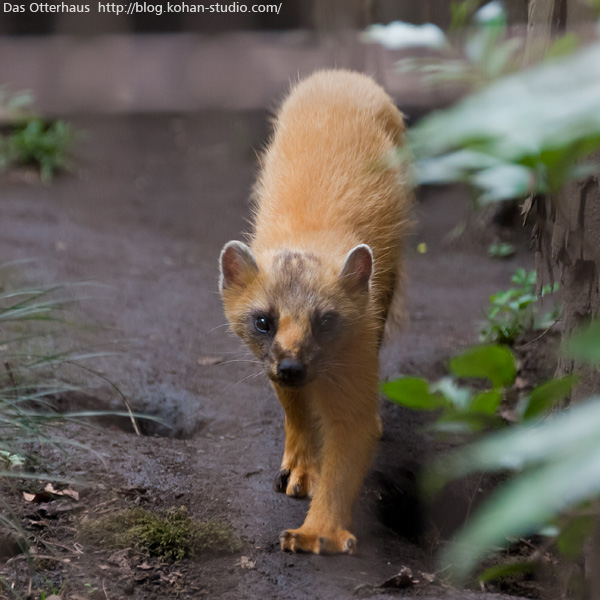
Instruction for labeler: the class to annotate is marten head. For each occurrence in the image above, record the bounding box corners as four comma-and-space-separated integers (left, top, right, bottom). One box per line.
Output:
219, 242, 373, 388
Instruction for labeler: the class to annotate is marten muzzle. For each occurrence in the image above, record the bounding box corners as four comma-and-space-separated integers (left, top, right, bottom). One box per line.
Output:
276, 357, 307, 387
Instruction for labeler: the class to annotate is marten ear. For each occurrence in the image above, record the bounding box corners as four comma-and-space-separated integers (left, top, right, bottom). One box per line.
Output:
219, 241, 259, 291
340, 244, 373, 294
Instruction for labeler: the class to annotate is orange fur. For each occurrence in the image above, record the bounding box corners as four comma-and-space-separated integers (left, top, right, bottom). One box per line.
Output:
219, 69, 411, 555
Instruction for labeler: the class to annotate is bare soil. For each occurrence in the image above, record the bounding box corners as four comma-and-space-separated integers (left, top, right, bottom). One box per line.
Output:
0, 113, 547, 599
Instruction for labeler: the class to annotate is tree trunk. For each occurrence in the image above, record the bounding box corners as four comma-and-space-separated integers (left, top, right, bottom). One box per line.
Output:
526, 0, 600, 596
523, 0, 565, 64
553, 160, 600, 402
526, 2, 600, 399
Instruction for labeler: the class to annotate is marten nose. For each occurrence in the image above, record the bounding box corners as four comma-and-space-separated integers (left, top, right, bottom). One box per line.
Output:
277, 358, 307, 385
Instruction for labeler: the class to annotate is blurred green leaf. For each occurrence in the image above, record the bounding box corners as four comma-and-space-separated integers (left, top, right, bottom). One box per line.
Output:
545, 33, 580, 60
423, 398, 600, 503
450, 0, 481, 31
478, 561, 534, 583
381, 377, 444, 410
470, 388, 502, 415
485, 38, 523, 79
564, 320, 600, 365
472, 163, 533, 203
449, 345, 516, 387
410, 43, 600, 198
432, 410, 501, 434
474, 1, 506, 27
431, 376, 471, 409
442, 441, 600, 580
556, 515, 594, 559
488, 242, 516, 259
520, 376, 575, 419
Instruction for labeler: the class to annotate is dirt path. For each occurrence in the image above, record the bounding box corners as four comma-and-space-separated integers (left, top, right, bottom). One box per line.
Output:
0, 114, 530, 599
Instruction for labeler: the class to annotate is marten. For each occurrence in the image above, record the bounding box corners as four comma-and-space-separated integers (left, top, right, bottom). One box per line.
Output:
219, 69, 411, 555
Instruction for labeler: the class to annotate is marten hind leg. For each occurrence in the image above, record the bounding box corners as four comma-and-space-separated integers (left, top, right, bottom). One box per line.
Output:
273, 386, 320, 499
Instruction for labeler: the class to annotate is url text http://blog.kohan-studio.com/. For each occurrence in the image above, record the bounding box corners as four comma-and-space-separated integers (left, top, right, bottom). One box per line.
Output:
2, 1, 282, 15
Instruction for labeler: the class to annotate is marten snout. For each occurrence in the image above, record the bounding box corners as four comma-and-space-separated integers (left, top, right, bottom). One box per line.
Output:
276, 357, 307, 387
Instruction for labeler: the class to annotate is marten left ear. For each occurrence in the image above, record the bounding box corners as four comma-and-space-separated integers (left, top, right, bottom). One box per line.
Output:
340, 244, 373, 294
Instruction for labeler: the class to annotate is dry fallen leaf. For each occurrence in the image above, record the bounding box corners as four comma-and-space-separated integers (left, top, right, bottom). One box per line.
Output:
237, 556, 256, 569
380, 567, 415, 589
419, 571, 436, 584
22, 490, 53, 503
44, 483, 79, 501
355, 566, 418, 596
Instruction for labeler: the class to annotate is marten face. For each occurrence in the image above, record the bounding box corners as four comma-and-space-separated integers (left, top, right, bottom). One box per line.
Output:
219, 242, 373, 388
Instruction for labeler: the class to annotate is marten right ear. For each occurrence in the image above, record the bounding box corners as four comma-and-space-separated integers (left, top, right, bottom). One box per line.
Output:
219, 241, 259, 291
340, 244, 373, 294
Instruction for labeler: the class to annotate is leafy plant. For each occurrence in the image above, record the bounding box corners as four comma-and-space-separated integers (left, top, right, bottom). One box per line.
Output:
0, 87, 75, 181
480, 268, 560, 343
488, 241, 515, 259
411, 320, 600, 583
40, 581, 65, 600
1, 119, 74, 181
382, 344, 573, 436
407, 40, 600, 204
392, 2, 524, 91
369, 1, 600, 589
0, 267, 146, 553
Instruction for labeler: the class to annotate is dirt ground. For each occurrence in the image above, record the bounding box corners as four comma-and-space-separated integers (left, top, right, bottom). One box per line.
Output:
0, 112, 542, 599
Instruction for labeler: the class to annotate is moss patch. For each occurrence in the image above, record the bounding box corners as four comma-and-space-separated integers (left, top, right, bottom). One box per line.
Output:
80, 506, 242, 560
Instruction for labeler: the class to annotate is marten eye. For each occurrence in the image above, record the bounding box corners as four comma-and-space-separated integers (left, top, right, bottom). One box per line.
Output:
316, 312, 338, 334
254, 315, 272, 334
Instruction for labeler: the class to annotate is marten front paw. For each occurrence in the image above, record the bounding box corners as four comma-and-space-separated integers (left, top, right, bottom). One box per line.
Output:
273, 466, 317, 498
279, 526, 357, 555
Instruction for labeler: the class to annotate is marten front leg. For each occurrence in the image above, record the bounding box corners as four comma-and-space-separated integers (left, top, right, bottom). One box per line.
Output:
273, 386, 320, 498
279, 370, 379, 554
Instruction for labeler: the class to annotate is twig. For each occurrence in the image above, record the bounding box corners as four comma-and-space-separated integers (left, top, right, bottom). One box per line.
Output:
6, 553, 72, 566
64, 361, 141, 436
40, 539, 83, 554
102, 578, 109, 600
465, 471, 486, 523
514, 320, 560, 350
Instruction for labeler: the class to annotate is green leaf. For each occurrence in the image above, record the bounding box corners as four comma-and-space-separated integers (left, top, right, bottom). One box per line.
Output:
431, 376, 471, 410
432, 411, 502, 434
470, 389, 502, 415
410, 43, 600, 199
556, 515, 594, 559
511, 268, 529, 285
472, 163, 533, 203
381, 377, 444, 410
449, 345, 516, 387
441, 442, 600, 581
423, 397, 600, 498
564, 320, 600, 364
521, 376, 575, 420
488, 242, 516, 259
478, 561, 534, 583
450, 0, 480, 31
545, 32, 580, 60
